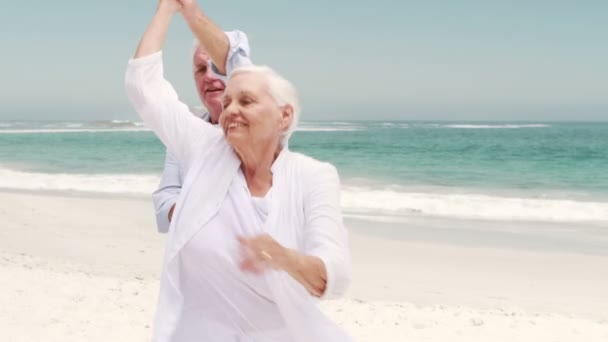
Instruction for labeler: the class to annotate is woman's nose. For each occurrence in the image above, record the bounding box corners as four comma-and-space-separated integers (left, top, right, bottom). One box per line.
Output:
221, 103, 238, 120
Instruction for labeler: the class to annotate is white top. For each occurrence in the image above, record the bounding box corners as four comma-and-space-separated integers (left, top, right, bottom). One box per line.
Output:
175, 171, 288, 340
125, 51, 352, 342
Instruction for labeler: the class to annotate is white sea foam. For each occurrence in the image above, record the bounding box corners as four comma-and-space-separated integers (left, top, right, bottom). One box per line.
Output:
296, 126, 363, 132
1, 167, 606, 223
0, 128, 151, 134
443, 124, 550, 129
340, 186, 608, 223
0, 120, 149, 133
0, 168, 158, 194
297, 121, 365, 132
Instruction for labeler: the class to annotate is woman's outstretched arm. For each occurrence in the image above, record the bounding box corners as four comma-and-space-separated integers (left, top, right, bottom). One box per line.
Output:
126, 0, 220, 169
134, 0, 182, 58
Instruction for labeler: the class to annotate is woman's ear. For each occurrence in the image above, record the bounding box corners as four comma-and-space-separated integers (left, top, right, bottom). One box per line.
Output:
281, 105, 294, 132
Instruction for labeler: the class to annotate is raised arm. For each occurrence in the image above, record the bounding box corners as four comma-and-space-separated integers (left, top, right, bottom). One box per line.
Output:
179, 1, 252, 76
134, 0, 181, 59
178, 0, 229, 74
125, 0, 221, 168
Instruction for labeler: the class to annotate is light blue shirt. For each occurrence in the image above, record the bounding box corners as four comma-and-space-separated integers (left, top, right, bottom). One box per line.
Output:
152, 30, 252, 233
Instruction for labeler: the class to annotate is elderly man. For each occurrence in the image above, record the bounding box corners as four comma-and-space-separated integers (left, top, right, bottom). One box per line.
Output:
152, 31, 251, 233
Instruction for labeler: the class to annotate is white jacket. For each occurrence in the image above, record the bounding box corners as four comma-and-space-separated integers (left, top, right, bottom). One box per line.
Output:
125, 51, 352, 341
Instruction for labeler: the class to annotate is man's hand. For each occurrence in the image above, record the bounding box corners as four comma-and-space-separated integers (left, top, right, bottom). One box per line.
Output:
168, 203, 176, 222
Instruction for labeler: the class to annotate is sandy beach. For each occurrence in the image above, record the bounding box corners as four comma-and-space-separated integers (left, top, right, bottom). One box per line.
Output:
1, 190, 607, 341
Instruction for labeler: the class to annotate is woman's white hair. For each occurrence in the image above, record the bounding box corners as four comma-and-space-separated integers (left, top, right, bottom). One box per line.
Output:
230, 65, 301, 147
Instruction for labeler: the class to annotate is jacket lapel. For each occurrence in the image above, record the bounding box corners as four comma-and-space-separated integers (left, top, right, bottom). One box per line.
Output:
167, 143, 241, 261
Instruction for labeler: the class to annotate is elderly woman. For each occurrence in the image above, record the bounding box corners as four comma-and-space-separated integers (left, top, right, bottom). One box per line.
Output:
125, 0, 352, 341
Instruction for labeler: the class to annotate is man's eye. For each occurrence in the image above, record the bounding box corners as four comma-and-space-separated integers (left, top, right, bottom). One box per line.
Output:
240, 98, 253, 105
197, 67, 207, 73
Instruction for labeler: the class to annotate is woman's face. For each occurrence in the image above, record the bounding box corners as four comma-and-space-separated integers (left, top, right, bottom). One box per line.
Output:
219, 72, 291, 149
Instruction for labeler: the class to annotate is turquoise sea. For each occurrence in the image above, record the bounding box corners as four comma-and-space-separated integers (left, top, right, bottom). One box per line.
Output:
1, 120, 607, 224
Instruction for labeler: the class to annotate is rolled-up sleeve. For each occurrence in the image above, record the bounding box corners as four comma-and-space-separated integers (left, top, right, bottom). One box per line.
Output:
210, 30, 253, 81
125, 51, 220, 165
152, 151, 182, 233
303, 163, 352, 299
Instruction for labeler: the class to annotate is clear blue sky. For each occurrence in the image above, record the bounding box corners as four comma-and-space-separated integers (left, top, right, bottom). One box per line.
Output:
1, 1, 606, 121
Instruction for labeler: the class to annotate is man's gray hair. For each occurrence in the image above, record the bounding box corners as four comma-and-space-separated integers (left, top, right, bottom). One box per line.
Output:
230, 65, 301, 147
191, 39, 202, 58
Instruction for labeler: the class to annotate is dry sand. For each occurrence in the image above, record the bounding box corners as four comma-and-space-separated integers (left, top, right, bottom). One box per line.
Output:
1, 191, 607, 341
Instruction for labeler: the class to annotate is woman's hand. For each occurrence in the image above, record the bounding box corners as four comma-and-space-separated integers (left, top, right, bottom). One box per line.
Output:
171, 0, 198, 17
237, 234, 327, 297
157, 0, 182, 15
175, 0, 196, 8
237, 234, 290, 274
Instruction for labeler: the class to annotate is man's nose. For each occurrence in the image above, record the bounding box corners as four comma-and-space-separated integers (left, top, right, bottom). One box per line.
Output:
202, 69, 218, 82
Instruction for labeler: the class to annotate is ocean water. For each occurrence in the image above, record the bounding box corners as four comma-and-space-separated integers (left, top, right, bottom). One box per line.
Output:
1, 120, 607, 225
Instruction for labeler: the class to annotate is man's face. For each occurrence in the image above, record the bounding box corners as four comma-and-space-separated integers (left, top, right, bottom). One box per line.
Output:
192, 46, 225, 123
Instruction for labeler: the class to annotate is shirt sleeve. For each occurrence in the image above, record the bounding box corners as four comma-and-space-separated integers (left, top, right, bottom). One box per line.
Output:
302, 163, 352, 299
210, 30, 254, 81
125, 51, 222, 168
152, 151, 182, 234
